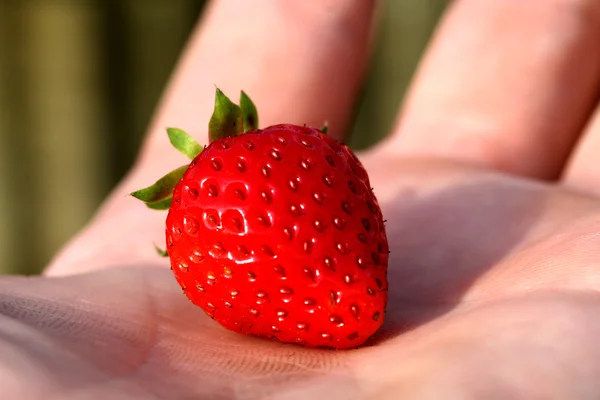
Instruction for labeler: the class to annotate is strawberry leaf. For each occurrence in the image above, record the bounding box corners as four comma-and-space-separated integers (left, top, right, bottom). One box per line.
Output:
320, 122, 329, 134
130, 165, 188, 205
208, 88, 243, 143
167, 128, 203, 160
240, 91, 259, 132
145, 196, 172, 210
154, 244, 169, 257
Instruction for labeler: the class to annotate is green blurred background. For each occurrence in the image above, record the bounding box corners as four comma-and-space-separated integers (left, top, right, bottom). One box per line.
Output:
0, 0, 448, 275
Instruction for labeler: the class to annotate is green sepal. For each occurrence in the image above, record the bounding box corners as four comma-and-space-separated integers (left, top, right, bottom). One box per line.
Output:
145, 196, 172, 210
155, 244, 169, 257
240, 91, 259, 132
167, 128, 203, 160
130, 165, 188, 205
320, 122, 329, 134
208, 88, 243, 143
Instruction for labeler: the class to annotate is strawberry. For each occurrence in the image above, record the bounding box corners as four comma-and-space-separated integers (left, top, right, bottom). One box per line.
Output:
132, 89, 388, 349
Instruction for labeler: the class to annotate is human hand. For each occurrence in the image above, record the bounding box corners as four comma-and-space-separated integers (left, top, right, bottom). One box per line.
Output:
6, 1, 600, 398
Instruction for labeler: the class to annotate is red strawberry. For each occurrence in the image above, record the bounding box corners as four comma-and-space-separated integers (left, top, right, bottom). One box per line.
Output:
132, 89, 388, 349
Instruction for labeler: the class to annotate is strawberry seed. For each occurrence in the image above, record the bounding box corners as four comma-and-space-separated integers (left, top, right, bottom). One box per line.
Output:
329, 315, 344, 327
236, 158, 246, 172
323, 175, 334, 187
210, 158, 222, 171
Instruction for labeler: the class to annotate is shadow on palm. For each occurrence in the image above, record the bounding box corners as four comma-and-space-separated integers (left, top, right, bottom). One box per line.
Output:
376, 170, 547, 339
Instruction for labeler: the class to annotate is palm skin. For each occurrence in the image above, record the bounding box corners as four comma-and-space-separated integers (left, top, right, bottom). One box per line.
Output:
5, 0, 600, 398
3, 154, 600, 399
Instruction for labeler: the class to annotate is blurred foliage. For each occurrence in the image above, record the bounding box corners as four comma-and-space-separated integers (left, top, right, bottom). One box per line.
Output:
0, 0, 447, 275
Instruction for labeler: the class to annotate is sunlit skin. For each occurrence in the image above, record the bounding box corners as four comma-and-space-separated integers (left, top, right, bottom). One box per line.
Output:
4, 0, 600, 398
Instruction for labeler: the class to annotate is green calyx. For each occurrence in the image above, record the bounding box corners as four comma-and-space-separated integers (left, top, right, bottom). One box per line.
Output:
130, 88, 260, 210
167, 127, 203, 160
130, 164, 189, 210
240, 91, 258, 132
155, 244, 169, 257
209, 89, 259, 143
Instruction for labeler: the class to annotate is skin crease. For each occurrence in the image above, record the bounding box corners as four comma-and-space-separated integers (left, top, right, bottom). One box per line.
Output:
5, 0, 600, 398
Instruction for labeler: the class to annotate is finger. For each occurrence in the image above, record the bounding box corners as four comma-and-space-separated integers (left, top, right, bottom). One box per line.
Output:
139, 0, 378, 179
386, 0, 600, 180
46, 0, 378, 276
562, 106, 600, 195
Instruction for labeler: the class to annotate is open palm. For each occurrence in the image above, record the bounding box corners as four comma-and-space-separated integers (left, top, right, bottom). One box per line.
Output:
5, 1, 600, 399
